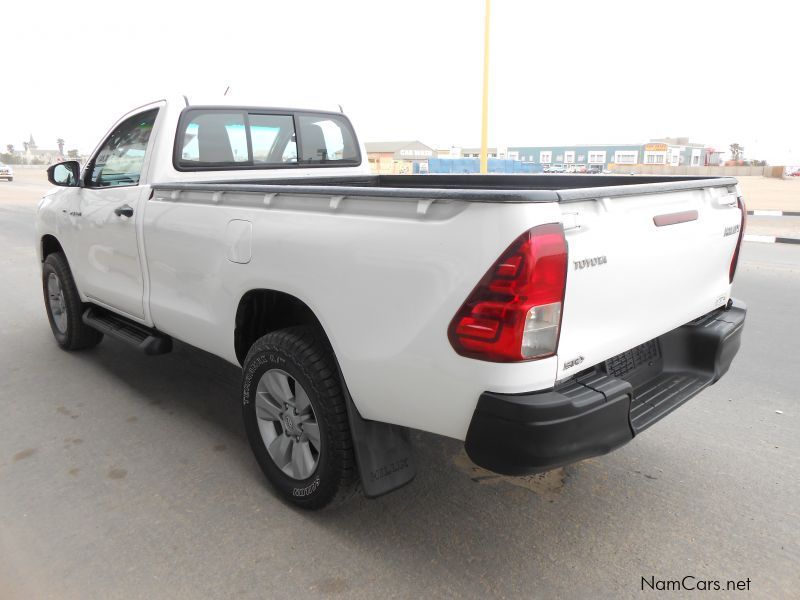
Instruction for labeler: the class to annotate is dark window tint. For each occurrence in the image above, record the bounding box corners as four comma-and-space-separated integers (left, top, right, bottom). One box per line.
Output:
175, 109, 361, 170
297, 114, 358, 163
87, 109, 158, 188
181, 112, 248, 164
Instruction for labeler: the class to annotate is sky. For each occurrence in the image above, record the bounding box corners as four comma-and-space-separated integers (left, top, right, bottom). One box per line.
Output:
1, 0, 798, 163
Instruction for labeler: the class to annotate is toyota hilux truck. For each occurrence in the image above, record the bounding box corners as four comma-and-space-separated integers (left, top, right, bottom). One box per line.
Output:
36, 97, 746, 509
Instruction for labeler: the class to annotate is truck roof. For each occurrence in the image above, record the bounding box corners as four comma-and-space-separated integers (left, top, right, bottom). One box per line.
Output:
182, 93, 343, 115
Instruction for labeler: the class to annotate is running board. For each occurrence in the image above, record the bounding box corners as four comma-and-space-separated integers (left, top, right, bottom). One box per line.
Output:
82, 307, 172, 355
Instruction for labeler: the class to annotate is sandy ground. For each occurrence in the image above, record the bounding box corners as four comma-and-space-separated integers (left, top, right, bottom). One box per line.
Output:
737, 176, 800, 212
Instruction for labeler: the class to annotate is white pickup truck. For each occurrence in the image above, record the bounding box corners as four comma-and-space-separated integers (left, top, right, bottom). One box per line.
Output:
36, 97, 746, 509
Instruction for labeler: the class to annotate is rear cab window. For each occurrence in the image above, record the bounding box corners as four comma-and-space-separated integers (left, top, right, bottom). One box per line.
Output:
175, 107, 360, 170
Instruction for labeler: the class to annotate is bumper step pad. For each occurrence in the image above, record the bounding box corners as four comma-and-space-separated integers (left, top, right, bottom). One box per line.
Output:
629, 373, 706, 432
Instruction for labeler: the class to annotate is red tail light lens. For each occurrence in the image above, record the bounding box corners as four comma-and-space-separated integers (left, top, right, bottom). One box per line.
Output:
448, 223, 568, 362
729, 196, 746, 283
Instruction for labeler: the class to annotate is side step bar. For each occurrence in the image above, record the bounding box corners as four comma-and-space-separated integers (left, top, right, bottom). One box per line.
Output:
82, 307, 172, 355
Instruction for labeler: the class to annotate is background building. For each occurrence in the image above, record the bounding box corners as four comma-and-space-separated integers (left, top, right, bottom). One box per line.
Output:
365, 138, 721, 174
510, 144, 642, 170
648, 137, 706, 166
460, 147, 502, 159
509, 138, 716, 170
22, 134, 63, 165
365, 141, 435, 174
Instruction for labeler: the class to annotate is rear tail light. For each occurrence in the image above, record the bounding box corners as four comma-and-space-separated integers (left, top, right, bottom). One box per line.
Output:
448, 223, 568, 362
729, 196, 746, 283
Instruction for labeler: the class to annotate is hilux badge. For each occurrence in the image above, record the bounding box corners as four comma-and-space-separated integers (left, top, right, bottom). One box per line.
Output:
724, 224, 740, 237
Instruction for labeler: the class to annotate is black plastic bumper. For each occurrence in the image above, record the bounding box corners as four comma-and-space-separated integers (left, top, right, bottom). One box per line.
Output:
464, 299, 747, 475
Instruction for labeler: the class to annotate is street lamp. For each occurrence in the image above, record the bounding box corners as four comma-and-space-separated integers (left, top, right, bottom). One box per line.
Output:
480, 0, 491, 174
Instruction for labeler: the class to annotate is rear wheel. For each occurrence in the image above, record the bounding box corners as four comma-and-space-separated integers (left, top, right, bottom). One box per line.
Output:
242, 326, 359, 509
42, 253, 103, 350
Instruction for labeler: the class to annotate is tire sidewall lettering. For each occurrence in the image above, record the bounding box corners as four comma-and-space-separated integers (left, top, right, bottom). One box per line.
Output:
293, 477, 321, 497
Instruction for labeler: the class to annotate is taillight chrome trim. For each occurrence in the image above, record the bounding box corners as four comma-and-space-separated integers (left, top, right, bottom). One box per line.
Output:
447, 223, 568, 363
729, 196, 746, 283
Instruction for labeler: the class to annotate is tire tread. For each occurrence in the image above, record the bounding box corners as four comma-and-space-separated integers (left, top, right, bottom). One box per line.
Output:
43, 252, 103, 351
243, 326, 360, 509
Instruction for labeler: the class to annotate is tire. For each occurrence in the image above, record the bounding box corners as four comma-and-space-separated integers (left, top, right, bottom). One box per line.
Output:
42, 252, 103, 350
242, 326, 359, 509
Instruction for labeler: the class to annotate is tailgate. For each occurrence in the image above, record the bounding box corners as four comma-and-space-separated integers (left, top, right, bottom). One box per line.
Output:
556, 183, 743, 380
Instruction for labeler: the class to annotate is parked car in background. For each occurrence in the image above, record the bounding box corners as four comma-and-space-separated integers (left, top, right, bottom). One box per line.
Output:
0, 163, 13, 181
586, 166, 602, 174
548, 164, 566, 173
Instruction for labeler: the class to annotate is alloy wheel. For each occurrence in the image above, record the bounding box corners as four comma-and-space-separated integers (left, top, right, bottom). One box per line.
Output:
255, 369, 321, 480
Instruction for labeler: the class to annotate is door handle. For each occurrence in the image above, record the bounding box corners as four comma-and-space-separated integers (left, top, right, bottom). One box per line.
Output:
114, 204, 134, 218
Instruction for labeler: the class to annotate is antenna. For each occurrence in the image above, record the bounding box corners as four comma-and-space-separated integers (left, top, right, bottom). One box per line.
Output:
223, 86, 231, 96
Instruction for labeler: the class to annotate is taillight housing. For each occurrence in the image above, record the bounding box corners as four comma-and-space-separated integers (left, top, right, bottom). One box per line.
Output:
729, 196, 746, 283
448, 223, 568, 362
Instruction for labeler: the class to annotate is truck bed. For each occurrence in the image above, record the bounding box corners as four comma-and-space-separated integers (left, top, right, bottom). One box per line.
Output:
153, 174, 739, 203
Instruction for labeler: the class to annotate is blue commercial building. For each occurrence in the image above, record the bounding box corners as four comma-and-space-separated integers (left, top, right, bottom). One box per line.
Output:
509, 138, 709, 170
423, 158, 542, 174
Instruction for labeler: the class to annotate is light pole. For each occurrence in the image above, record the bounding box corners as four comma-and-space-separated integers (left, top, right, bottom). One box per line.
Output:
479, 0, 491, 174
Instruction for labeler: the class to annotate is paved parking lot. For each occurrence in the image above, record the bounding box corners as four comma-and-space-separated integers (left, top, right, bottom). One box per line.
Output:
1, 171, 798, 599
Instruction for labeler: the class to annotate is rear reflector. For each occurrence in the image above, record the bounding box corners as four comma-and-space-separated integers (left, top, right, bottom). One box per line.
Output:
653, 210, 698, 227
729, 197, 746, 283
448, 223, 568, 362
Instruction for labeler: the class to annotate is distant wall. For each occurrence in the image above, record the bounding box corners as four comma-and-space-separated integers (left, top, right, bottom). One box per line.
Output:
426, 158, 543, 174
607, 165, 787, 178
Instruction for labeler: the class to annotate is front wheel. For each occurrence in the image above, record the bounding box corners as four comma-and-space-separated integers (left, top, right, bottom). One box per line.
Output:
242, 326, 359, 509
42, 253, 103, 350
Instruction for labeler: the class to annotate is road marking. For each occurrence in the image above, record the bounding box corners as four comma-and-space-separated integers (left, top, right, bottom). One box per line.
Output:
744, 234, 776, 243
744, 234, 800, 245
747, 210, 800, 217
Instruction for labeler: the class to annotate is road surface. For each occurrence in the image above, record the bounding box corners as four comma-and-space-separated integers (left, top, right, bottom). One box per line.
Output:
1, 171, 798, 599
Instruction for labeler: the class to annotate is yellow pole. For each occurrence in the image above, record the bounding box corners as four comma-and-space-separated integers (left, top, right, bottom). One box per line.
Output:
479, 0, 491, 174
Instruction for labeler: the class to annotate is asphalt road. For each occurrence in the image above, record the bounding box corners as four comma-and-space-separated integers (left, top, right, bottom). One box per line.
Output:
1, 173, 798, 599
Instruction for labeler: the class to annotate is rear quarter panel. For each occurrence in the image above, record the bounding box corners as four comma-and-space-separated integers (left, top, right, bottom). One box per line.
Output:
143, 191, 562, 440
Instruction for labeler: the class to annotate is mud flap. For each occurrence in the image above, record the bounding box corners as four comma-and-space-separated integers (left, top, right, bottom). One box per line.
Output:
338, 370, 416, 498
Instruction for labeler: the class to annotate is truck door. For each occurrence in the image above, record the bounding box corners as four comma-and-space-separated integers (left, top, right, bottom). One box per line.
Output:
72, 107, 160, 321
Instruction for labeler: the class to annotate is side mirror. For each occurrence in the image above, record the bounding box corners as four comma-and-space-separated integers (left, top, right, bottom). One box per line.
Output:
47, 161, 81, 187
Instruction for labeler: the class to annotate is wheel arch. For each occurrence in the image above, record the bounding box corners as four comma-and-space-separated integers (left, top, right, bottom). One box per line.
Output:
41, 234, 64, 262
234, 289, 330, 365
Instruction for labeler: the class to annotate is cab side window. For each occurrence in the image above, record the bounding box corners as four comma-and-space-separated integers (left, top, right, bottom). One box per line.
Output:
87, 109, 158, 188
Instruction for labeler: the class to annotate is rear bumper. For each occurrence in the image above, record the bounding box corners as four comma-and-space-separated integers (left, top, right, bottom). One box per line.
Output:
464, 299, 746, 475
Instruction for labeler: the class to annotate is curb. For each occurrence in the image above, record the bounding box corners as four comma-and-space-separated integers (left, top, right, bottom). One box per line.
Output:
744, 234, 800, 245
747, 210, 800, 217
